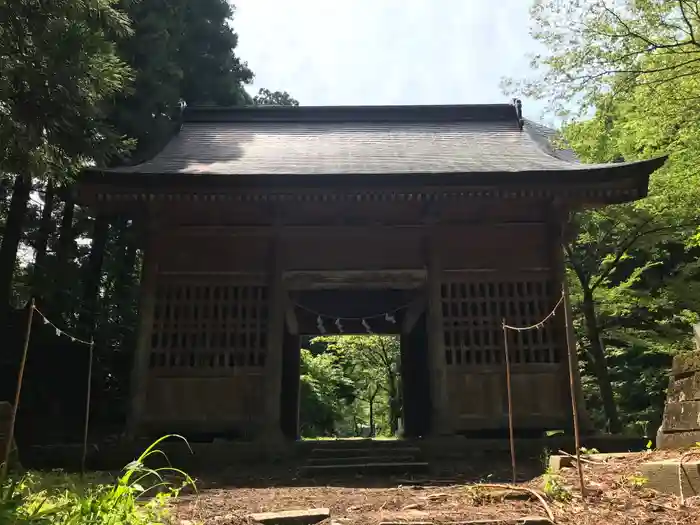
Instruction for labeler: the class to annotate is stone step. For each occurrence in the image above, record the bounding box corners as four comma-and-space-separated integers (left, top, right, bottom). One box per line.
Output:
300, 461, 430, 477
301, 439, 416, 449
310, 446, 422, 458
307, 455, 418, 466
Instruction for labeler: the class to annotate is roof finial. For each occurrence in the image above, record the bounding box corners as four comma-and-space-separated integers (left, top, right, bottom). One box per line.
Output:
512, 98, 524, 129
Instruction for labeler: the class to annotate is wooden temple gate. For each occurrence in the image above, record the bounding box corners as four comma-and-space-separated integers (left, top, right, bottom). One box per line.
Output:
75, 103, 666, 442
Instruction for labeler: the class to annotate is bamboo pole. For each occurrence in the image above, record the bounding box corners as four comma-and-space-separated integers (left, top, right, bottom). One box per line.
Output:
562, 283, 586, 499
1, 299, 35, 483
81, 340, 95, 477
502, 320, 517, 483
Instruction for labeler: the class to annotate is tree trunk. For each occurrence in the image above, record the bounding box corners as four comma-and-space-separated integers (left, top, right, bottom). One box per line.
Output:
387, 377, 400, 435
0, 174, 32, 315
368, 388, 378, 437
581, 288, 622, 433
49, 193, 76, 320
0, 177, 10, 216
78, 215, 110, 337
31, 180, 56, 300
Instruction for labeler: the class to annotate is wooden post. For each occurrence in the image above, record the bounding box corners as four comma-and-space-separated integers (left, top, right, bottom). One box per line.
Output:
426, 234, 450, 435
1, 299, 34, 483
502, 321, 517, 483
81, 340, 94, 477
563, 281, 587, 499
264, 233, 285, 440
127, 230, 158, 438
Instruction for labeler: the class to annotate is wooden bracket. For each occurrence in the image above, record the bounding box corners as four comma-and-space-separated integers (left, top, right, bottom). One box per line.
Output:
285, 295, 299, 335
402, 294, 427, 334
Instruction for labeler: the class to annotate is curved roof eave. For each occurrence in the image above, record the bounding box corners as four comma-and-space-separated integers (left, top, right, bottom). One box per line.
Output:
80, 155, 667, 189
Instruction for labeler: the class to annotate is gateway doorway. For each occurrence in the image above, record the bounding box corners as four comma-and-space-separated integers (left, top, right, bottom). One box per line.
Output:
279, 288, 430, 440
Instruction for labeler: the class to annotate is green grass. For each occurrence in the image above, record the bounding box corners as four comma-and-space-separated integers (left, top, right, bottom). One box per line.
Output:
0, 434, 195, 524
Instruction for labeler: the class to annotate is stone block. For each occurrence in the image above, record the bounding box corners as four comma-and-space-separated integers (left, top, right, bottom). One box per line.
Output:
548, 452, 638, 472
641, 460, 700, 497
667, 374, 700, 403
662, 401, 700, 432
249, 508, 330, 525
657, 430, 700, 450
671, 352, 700, 377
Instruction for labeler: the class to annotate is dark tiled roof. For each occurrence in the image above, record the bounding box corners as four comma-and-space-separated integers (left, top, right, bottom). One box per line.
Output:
97, 104, 657, 176
523, 119, 579, 164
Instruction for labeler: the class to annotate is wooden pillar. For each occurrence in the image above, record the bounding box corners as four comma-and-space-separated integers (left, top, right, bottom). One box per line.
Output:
426, 233, 451, 435
263, 233, 285, 440
280, 327, 301, 440
126, 225, 158, 438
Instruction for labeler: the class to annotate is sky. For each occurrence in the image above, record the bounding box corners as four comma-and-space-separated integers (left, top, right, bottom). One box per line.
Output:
233, 0, 550, 122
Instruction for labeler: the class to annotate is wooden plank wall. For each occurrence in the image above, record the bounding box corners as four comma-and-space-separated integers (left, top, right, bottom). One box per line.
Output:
137, 218, 570, 436
435, 223, 569, 432
143, 274, 269, 435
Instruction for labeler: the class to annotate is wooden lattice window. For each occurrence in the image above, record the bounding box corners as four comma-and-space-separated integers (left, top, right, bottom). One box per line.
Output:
149, 281, 269, 374
441, 274, 561, 367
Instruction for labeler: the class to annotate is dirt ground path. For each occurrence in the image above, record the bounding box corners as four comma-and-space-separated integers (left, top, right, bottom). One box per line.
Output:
173, 451, 699, 525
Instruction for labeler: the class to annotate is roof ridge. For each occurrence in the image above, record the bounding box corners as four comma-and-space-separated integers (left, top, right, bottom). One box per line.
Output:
183, 103, 521, 124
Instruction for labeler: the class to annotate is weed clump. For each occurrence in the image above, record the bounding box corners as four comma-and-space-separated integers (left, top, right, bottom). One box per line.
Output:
0, 434, 194, 524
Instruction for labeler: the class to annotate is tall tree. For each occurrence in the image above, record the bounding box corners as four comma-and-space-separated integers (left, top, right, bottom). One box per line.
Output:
179, 0, 253, 106
505, 0, 700, 432
0, 0, 132, 314
311, 335, 401, 437
254, 88, 299, 106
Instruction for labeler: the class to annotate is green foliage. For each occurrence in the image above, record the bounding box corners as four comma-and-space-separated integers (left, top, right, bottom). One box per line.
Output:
299, 335, 401, 438
0, 0, 133, 176
254, 88, 299, 106
541, 468, 571, 502
505, 0, 700, 118
178, 0, 253, 107
299, 348, 354, 436
107, 0, 259, 165
0, 0, 298, 435
0, 435, 194, 524
505, 0, 700, 434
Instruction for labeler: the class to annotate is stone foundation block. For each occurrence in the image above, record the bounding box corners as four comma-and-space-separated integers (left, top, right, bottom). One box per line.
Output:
249, 508, 330, 525
547, 452, 638, 472
656, 430, 700, 450
658, 349, 700, 449
662, 401, 700, 432
640, 460, 700, 497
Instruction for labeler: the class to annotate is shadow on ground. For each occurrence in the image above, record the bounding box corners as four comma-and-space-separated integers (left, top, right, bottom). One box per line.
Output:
188, 455, 548, 490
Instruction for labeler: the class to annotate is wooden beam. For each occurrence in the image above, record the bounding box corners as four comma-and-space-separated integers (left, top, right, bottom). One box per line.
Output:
168, 222, 548, 238
283, 269, 426, 290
